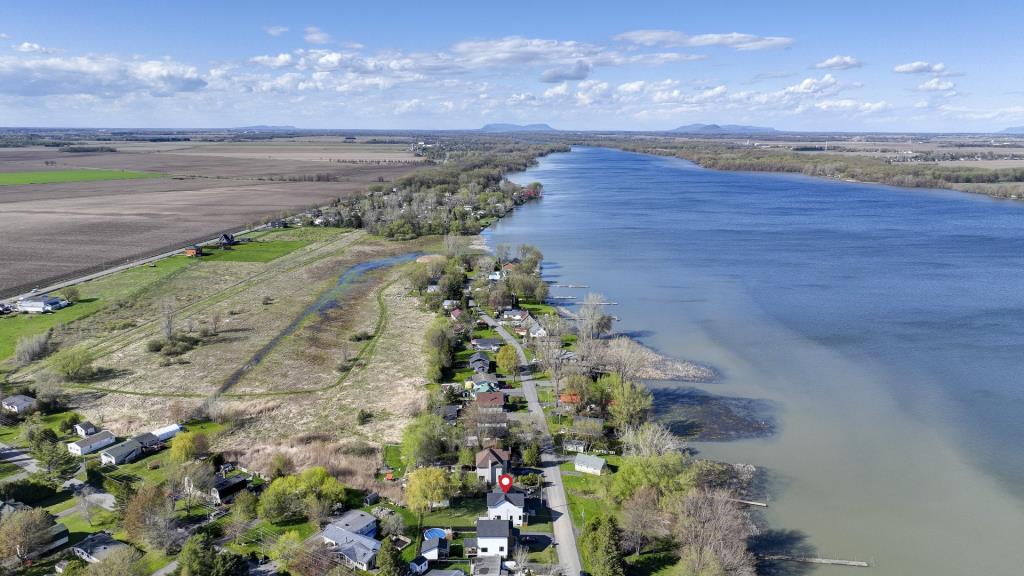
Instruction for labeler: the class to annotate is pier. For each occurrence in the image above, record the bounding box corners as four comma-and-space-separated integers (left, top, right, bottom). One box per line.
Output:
728, 498, 767, 507
762, 556, 869, 568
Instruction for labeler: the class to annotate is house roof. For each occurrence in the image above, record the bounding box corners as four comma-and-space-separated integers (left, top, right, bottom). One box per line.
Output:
132, 432, 161, 447
486, 491, 525, 509
0, 499, 30, 521
70, 430, 114, 449
475, 391, 505, 408
2, 395, 36, 408
102, 439, 141, 459
469, 352, 490, 365
74, 532, 129, 562
422, 537, 449, 554
473, 338, 503, 348
574, 454, 607, 470
322, 525, 380, 565
214, 475, 248, 496
476, 518, 511, 539
473, 555, 503, 576
475, 447, 510, 469
471, 373, 499, 384
335, 509, 376, 534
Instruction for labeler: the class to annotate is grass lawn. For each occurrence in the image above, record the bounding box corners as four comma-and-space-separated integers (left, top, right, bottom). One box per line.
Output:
625, 551, 680, 576
0, 256, 193, 361
421, 497, 486, 529
200, 240, 309, 263
382, 444, 405, 478
560, 462, 616, 528
103, 420, 226, 485
58, 509, 120, 544
0, 169, 162, 186
0, 410, 80, 448
227, 518, 318, 556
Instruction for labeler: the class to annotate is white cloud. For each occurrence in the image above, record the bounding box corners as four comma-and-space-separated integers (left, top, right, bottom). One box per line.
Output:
264, 26, 289, 37
814, 55, 861, 70
575, 80, 609, 106
0, 33, 9, 40
543, 82, 569, 99
14, 42, 49, 53
894, 61, 946, 74
615, 29, 794, 51
917, 77, 954, 91
815, 99, 889, 113
539, 60, 591, 83
393, 98, 422, 114
250, 53, 294, 68
783, 73, 838, 95
304, 26, 331, 45
616, 80, 647, 94
0, 54, 206, 97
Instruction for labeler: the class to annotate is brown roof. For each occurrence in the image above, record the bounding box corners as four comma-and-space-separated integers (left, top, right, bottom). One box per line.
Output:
475, 447, 510, 468
475, 391, 505, 408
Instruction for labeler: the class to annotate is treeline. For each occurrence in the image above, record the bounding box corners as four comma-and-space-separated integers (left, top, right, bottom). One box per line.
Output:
590, 139, 1024, 199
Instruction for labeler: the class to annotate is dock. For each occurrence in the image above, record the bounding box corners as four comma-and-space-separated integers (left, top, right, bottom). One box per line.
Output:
548, 296, 578, 300
763, 556, 869, 568
728, 498, 767, 507
551, 284, 589, 288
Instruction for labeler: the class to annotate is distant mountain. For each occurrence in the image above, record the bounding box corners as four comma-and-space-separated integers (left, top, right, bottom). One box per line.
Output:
1000, 126, 1024, 134
671, 123, 776, 134
479, 123, 557, 133
234, 125, 297, 131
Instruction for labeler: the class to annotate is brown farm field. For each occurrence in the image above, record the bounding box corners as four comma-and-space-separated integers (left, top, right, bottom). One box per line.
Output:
0, 141, 423, 297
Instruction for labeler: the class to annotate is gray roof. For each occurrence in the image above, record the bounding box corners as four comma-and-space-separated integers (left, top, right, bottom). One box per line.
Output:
2, 395, 36, 409
473, 338, 503, 348
476, 519, 510, 539
77, 421, 97, 431
102, 439, 141, 459
336, 509, 376, 534
487, 492, 525, 509
422, 537, 449, 554
0, 500, 30, 521
574, 454, 607, 470
74, 532, 129, 562
70, 430, 114, 449
469, 352, 490, 364
322, 525, 380, 565
132, 432, 161, 447
473, 555, 503, 576
426, 570, 465, 576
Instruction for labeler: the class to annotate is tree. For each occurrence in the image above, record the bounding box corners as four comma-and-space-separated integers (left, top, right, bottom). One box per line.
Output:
62, 286, 81, 302
521, 442, 540, 467
602, 337, 646, 384
401, 413, 447, 467
578, 293, 613, 341
621, 486, 664, 556
123, 483, 175, 550
0, 507, 54, 564
170, 461, 215, 516
497, 345, 519, 383
513, 545, 531, 575
269, 452, 294, 478
611, 453, 689, 502
619, 423, 683, 458
380, 511, 406, 538
49, 345, 96, 381
33, 440, 81, 484
177, 533, 217, 576
211, 552, 250, 576
406, 467, 452, 514
78, 486, 98, 526
270, 530, 304, 565
15, 330, 52, 365
169, 431, 209, 463
258, 468, 345, 524
376, 535, 402, 576
87, 546, 144, 576
457, 446, 476, 468
583, 516, 625, 576
673, 489, 755, 576
227, 489, 257, 543
606, 374, 653, 431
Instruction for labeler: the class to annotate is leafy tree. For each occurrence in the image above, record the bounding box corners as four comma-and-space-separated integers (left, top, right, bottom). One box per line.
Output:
177, 532, 216, 576
521, 442, 540, 467
169, 431, 209, 463
401, 413, 447, 467
497, 345, 519, 382
0, 507, 55, 563
269, 452, 294, 478
605, 374, 653, 430
211, 552, 250, 576
610, 453, 689, 502
227, 489, 257, 542
258, 467, 346, 524
48, 346, 96, 381
123, 483, 175, 550
583, 516, 625, 576
32, 439, 80, 484
62, 286, 81, 302
406, 467, 452, 513
457, 446, 476, 468
270, 530, 304, 564
376, 535, 402, 576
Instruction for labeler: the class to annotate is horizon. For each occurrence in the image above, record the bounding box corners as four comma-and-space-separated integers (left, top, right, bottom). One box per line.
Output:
1, 0, 1023, 132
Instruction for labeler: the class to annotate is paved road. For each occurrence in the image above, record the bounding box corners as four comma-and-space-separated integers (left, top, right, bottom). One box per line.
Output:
0, 442, 41, 482
482, 314, 582, 576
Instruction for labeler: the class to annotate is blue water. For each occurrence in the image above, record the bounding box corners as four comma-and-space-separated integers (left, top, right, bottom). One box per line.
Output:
487, 147, 1024, 575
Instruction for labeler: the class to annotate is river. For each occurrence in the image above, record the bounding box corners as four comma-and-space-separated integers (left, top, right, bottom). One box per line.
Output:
486, 147, 1024, 575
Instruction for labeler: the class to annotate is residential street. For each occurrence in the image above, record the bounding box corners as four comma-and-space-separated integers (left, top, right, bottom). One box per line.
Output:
483, 314, 583, 576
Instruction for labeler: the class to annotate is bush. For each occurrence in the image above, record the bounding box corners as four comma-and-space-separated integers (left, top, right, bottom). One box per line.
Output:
146, 339, 166, 352
15, 331, 52, 365
49, 346, 96, 381
0, 476, 59, 505
349, 331, 374, 342
61, 286, 80, 302
356, 409, 372, 425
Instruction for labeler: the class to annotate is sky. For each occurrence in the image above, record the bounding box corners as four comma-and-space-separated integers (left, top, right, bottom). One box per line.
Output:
1, 0, 1022, 132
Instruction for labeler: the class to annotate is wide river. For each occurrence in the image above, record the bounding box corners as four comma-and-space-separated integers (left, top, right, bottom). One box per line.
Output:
488, 147, 1024, 575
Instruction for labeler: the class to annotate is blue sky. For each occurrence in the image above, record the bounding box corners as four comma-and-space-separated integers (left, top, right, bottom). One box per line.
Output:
1, 0, 1022, 131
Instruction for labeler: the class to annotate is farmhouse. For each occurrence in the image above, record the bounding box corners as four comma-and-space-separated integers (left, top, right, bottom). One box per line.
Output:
16, 294, 68, 313
486, 491, 526, 527
210, 475, 249, 504
74, 421, 97, 437
574, 454, 607, 476
100, 439, 143, 465
1, 394, 37, 414
335, 509, 377, 537
322, 524, 381, 570
72, 532, 131, 564
476, 448, 510, 484
67, 430, 115, 456
474, 518, 512, 558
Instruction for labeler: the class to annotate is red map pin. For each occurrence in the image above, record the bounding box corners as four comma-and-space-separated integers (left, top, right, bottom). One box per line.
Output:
498, 473, 514, 493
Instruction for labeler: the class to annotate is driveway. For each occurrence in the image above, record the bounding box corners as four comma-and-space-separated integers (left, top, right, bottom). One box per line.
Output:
482, 314, 582, 576
0, 442, 40, 481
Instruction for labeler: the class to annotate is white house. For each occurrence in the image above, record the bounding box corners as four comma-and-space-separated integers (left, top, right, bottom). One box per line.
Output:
410, 555, 430, 575
573, 454, 607, 476
72, 532, 130, 564
486, 492, 526, 527
421, 536, 449, 560
487, 272, 502, 282
151, 423, 182, 442
17, 294, 68, 313
68, 430, 115, 456
1, 395, 37, 414
475, 519, 512, 558
475, 448, 510, 484
74, 422, 97, 438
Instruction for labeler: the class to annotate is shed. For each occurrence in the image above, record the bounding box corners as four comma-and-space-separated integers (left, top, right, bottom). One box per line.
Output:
151, 423, 182, 442
573, 454, 607, 476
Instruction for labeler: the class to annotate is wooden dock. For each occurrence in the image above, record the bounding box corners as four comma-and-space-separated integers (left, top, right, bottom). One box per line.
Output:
728, 498, 767, 507
548, 296, 577, 300
763, 556, 869, 568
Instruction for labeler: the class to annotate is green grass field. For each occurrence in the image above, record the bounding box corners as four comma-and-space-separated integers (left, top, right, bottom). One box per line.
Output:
200, 240, 308, 263
0, 170, 162, 186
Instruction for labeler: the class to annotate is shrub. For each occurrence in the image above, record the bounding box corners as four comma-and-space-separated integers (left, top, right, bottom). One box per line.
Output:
15, 331, 52, 365
356, 409, 372, 425
349, 331, 374, 342
146, 339, 166, 352
61, 286, 80, 302
49, 346, 96, 381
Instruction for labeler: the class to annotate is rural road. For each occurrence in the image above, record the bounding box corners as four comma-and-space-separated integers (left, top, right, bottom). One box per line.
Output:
482, 314, 583, 576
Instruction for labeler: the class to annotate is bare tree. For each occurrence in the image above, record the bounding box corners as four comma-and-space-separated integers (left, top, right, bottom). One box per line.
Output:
619, 423, 684, 458
380, 512, 406, 537
602, 337, 646, 384
621, 486, 665, 556
210, 311, 221, 335
443, 234, 468, 260
513, 545, 531, 575
78, 486, 97, 526
161, 304, 175, 340
495, 244, 512, 265
673, 489, 756, 576
578, 293, 613, 341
